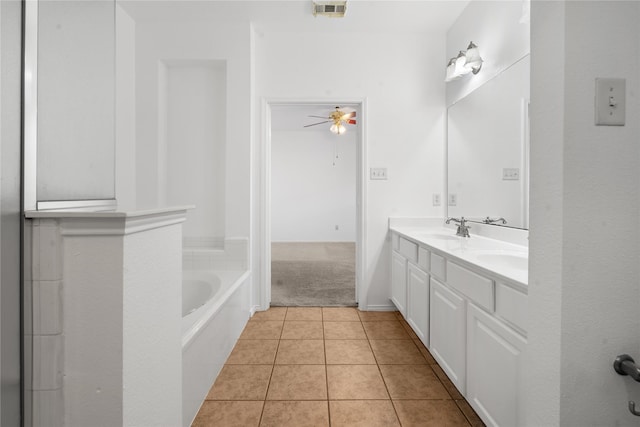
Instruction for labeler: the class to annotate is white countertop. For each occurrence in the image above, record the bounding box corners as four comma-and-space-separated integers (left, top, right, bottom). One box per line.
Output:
390, 225, 528, 289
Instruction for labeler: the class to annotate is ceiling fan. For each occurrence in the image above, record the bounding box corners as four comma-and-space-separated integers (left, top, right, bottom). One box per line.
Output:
304, 106, 357, 134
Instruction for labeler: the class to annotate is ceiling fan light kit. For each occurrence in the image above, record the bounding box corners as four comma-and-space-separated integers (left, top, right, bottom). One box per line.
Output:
445, 41, 484, 82
304, 106, 356, 135
312, 1, 347, 18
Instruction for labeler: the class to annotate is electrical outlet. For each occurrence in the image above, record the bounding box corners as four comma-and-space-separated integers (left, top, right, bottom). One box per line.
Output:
448, 194, 457, 206
370, 168, 388, 180
432, 194, 441, 206
503, 168, 520, 180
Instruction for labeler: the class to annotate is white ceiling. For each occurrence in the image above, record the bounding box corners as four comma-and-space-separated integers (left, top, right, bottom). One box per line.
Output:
118, 0, 470, 131
118, 0, 470, 34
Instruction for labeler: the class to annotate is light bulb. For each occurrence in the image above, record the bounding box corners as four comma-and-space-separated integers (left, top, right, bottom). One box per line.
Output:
445, 58, 457, 82
330, 124, 346, 134
464, 41, 483, 74
454, 51, 470, 78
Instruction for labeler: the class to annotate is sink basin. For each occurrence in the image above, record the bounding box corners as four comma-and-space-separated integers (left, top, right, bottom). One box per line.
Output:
418, 233, 460, 242
475, 252, 528, 271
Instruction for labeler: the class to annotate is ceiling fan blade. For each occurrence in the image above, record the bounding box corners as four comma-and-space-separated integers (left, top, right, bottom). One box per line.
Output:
346, 119, 356, 125
308, 115, 330, 119
341, 111, 356, 120
304, 120, 331, 127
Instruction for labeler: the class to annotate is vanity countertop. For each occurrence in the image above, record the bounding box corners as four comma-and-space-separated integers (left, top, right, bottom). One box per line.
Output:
390, 225, 528, 289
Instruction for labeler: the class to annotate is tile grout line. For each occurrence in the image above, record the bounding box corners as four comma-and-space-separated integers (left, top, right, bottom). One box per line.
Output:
322, 309, 333, 427
257, 306, 287, 426
369, 317, 404, 426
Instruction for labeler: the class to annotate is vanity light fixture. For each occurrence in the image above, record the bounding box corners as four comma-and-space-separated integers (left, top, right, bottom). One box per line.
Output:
444, 41, 483, 82
464, 41, 483, 74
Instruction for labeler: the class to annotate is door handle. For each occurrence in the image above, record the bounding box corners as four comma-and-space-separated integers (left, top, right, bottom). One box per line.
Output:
614, 354, 640, 381
614, 354, 640, 416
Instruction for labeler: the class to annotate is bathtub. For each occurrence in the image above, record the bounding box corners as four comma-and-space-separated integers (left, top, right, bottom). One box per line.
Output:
181, 269, 251, 426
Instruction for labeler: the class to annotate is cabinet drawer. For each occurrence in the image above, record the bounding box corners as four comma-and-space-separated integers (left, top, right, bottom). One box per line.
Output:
430, 252, 446, 281
398, 237, 418, 263
418, 247, 430, 271
447, 261, 494, 312
495, 282, 528, 334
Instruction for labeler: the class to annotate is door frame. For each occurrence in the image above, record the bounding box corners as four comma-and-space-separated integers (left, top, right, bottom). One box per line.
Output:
259, 98, 367, 310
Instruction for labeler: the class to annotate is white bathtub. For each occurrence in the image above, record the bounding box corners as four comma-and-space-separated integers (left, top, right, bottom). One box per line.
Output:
181, 269, 251, 426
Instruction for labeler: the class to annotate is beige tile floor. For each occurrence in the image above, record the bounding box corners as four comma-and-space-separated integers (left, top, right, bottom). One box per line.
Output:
192, 307, 485, 427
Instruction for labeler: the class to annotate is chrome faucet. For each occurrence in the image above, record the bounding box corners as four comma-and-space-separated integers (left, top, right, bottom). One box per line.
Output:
445, 216, 471, 238
483, 217, 507, 225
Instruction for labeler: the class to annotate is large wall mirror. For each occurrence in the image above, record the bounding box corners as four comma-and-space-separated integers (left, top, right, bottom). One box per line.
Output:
447, 55, 530, 229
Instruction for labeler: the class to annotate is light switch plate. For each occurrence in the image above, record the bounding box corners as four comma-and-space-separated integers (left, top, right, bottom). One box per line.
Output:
448, 194, 457, 206
595, 78, 625, 126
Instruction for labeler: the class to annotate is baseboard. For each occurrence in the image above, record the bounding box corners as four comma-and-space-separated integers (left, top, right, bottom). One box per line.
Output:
249, 304, 261, 317
361, 303, 398, 312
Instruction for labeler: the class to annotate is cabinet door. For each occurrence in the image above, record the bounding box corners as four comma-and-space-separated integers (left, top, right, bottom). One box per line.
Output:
391, 251, 407, 316
407, 262, 429, 346
429, 278, 466, 393
467, 302, 527, 427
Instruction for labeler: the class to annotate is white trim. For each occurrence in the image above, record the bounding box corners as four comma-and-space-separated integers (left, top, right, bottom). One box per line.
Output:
36, 199, 117, 211
24, 0, 38, 211
260, 98, 367, 311
60, 210, 188, 236
250, 305, 260, 317
26, 206, 191, 236
365, 304, 398, 312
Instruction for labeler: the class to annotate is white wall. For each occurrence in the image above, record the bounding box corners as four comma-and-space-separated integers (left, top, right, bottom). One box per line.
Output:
254, 31, 446, 309
164, 61, 226, 245
527, 1, 640, 426
135, 21, 251, 241
37, 1, 115, 201
116, 5, 136, 209
271, 129, 356, 242
446, 0, 530, 106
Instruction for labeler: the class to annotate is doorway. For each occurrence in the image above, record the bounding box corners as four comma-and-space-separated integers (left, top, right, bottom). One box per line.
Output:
260, 100, 366, 309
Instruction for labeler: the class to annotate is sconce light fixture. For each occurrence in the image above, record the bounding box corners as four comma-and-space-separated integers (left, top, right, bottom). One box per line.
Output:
445, 41, 483, 82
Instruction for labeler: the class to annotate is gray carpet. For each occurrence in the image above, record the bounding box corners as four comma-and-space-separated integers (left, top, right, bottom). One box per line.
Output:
271, 242, 356, 307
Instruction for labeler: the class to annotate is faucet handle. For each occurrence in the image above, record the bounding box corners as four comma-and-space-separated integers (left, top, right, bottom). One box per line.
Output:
446, 217, 461, 225
483, 216, 507, 225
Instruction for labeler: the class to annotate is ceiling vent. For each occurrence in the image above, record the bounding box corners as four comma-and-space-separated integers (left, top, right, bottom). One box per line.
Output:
313, 1, 347, 18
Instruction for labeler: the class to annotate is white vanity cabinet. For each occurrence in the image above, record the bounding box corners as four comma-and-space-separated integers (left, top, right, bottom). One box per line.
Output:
429, 278, 466, 393
466, 302, 527, 427
406, 261, 429, 344
391, 251, 408, 316
391, 235, 430, 344
388, 227, 529, 427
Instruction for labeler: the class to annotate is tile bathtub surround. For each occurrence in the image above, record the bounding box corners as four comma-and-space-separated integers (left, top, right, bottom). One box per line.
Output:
194, 307, 485, 427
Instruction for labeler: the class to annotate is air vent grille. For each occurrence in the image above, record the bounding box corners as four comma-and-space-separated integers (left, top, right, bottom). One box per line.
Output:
313, 1, 347, 18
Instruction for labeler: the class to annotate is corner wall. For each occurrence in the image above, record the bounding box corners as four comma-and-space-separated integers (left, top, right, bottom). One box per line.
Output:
254, 30, 446, 309
527, 2, 640, 425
